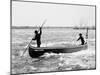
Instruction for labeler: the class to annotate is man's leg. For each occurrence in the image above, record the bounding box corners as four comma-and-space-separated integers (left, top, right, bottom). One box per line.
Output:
37, 43, 40, 47
81, 41, 84, 45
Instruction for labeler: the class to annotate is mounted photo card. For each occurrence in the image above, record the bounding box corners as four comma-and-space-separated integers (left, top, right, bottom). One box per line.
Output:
11, 0, 96, 74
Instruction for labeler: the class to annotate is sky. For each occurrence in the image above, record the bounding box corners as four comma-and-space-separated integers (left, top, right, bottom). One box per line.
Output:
12, 1, 95, 27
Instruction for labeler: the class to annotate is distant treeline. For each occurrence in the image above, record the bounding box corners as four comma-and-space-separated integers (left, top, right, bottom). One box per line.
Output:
12, 26, 73, 29
12, 26, 96, 30
73, 26, 96, 30
12, 26, 39, 29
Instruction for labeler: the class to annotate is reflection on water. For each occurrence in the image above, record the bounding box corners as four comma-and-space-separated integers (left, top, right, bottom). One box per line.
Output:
11, 28, 96, 74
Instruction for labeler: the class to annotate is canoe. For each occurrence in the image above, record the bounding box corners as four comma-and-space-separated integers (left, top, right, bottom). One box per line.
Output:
28, 44, 88, 58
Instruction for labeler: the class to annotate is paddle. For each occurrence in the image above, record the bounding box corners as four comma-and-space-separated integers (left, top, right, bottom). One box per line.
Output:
21, 19, 47, 57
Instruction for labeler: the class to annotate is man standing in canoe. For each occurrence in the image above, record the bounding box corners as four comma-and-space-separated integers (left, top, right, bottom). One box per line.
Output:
77, 33, 85, 45
32, 27, 42, 47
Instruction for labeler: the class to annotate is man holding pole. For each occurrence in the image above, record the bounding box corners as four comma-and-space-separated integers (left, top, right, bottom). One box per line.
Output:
21, 19, 47, 57
32, 27, 42, 47
32, 19, 47, 47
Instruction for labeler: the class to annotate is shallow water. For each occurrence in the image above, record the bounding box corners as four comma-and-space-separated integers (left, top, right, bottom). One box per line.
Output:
11, 28, 96, 74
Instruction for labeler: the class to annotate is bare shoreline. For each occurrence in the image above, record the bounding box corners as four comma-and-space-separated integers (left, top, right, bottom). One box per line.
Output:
11, 26, 96, 30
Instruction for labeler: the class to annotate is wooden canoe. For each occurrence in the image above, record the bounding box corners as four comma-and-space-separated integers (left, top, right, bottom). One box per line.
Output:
28, 44, 88, 58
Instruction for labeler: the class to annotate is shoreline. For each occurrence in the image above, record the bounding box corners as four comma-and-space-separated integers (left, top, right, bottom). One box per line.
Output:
11, 26, 96, 30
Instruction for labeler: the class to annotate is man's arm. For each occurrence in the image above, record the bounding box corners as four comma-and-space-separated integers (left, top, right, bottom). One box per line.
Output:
77, 37, 80, 41
32, 37, 36, 40
32, 35, 36, 40
39, 27, 42, 35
